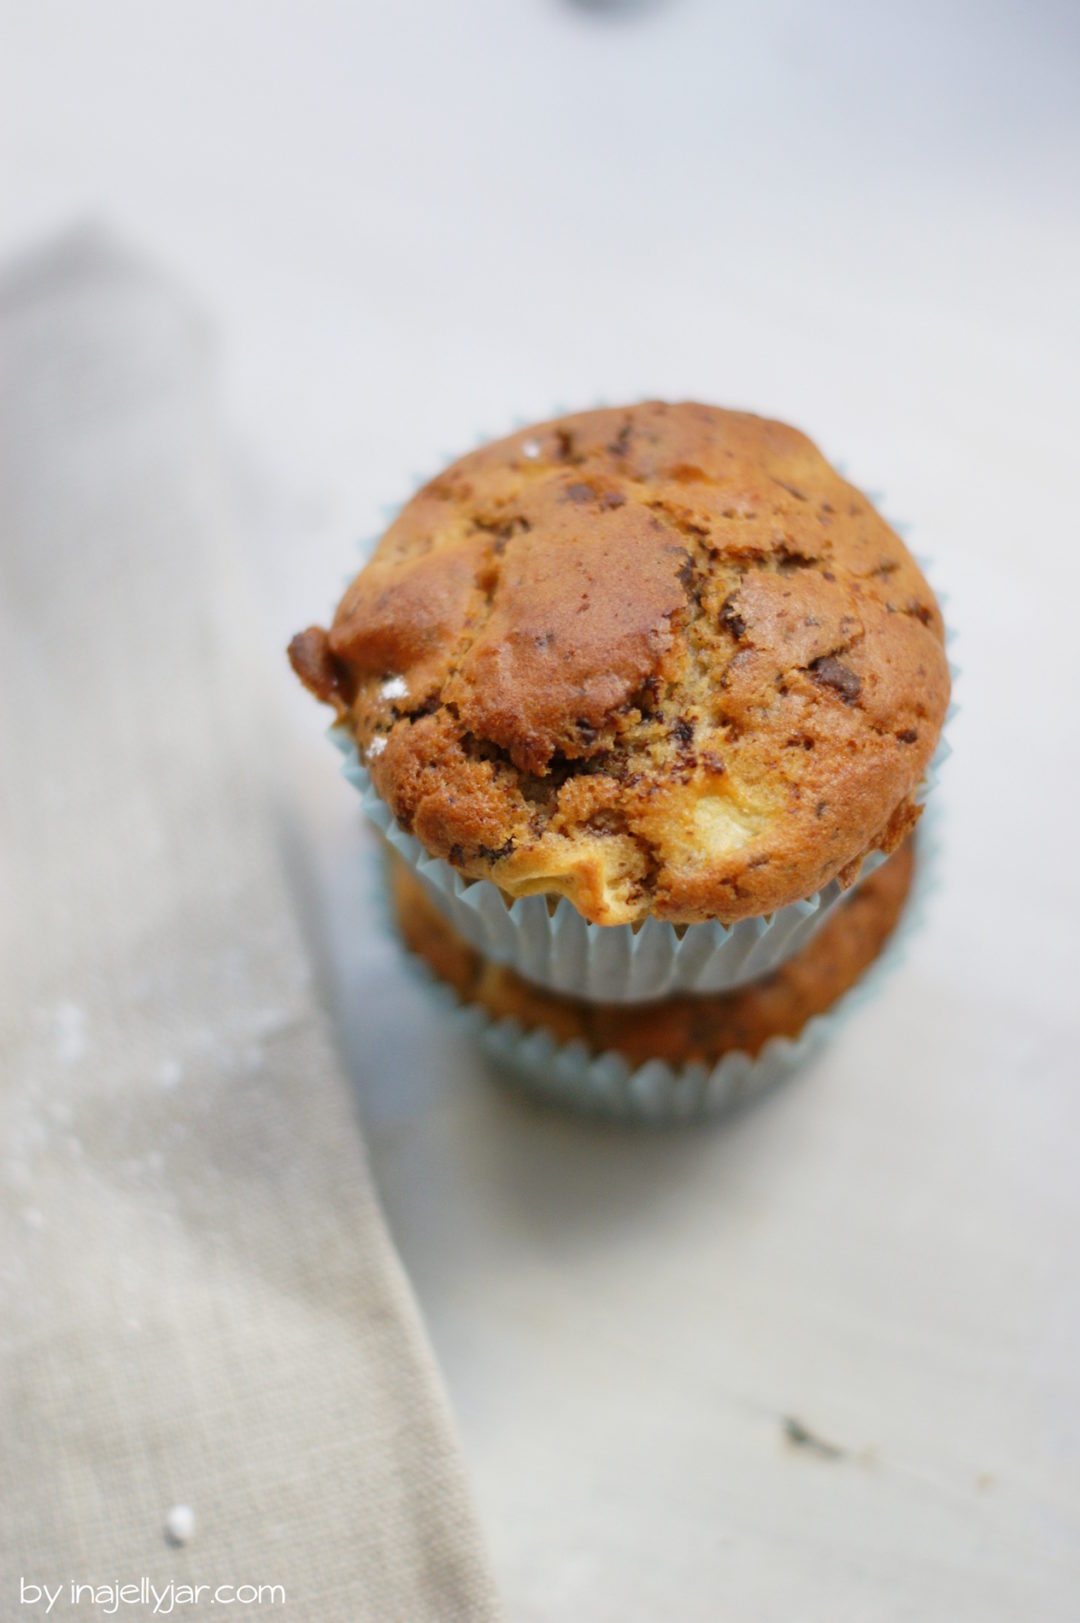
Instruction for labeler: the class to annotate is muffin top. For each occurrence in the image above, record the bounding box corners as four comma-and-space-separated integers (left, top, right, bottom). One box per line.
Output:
290, 402, 949, 925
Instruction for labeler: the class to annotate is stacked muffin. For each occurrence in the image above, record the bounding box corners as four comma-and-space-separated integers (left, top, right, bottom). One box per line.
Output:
290, 402, 950, 1119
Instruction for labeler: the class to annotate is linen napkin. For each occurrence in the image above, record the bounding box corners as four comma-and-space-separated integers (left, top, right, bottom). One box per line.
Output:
0, 229, 500, 1623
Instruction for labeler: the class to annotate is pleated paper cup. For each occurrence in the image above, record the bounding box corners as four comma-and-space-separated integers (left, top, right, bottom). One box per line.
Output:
380, 807, 942, 1126
334, 723, 951, 1004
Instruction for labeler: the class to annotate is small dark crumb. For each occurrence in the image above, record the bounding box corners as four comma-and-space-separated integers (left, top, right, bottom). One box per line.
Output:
676, 550, 695, 582
554, 427, 580, 463
809, 655, 862, 703
718, 595, 747, 640
815, 800, 828, 818
782, 1416, 846, 1461
607, 421, 633, 458
906, 600, 934, 626
776, 542, 817, 571
701, 751, 726, 775
447, 844, 465, 866
564, 481, 594, 503
636, 675, 660, 712
575, 717, 599, 743
562, 479, 625, 510
670, 717, 694, 749
475, 838, 515, 863
534, 631, 556, 649
896, 728, 918, 744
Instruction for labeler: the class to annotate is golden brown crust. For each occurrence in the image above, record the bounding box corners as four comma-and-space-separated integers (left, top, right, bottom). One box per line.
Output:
287, 626, 353, 707
294, 403, 948, 924
388, 841, 915, 1067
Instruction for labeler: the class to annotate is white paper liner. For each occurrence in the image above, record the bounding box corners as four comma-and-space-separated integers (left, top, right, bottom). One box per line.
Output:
382, 805, 942, 1126
333, 427, 956, 1005
334, 724, 950, 1004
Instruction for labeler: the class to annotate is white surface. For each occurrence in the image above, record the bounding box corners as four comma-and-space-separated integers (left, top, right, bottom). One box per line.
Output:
4, 3, 1079, 1618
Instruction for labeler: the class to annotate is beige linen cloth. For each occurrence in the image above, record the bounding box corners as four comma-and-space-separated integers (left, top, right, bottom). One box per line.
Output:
0, 232, 500, 1623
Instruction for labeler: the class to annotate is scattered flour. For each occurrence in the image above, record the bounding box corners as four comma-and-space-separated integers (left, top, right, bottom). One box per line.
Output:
164, 1504, 195, 1546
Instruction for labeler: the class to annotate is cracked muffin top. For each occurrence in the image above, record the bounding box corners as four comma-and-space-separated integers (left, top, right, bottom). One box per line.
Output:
289, 402, 949, 926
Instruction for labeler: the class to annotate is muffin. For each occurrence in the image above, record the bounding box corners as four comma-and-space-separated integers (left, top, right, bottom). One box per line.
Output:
290, 402, 949, 1006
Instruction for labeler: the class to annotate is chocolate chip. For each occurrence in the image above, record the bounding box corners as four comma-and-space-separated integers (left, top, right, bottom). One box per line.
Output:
563, 480, 626, 510
776, 542, 816, 571
475, 838, 515, 862
676, 553, 698, 592
671, 717, 694, 748
718, 595, 747, 640
809, 655, 861, 702
896, 727, 918, 744
607, 422, 633, 457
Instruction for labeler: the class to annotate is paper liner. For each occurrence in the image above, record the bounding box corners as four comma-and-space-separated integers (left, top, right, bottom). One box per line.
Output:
335, 724, 950, 1004
380, 805, 943, 1125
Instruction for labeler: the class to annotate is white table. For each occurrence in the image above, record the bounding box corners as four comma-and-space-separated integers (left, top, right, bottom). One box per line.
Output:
4, 4, 1078, 1617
